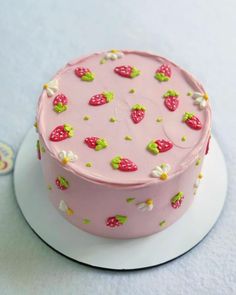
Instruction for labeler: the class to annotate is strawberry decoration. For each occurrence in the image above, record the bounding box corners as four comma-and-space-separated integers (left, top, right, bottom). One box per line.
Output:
163, 90, 179, 111
53, 94, 68, 113
131, 104, 146, 124
84, 137, 108, 151
171, 192, 184, 209
205, 135, 211, 155
147, 139, 173, 155
183, 112, 202, 130
106, 215, 128, 228
155, 64, 171, 82
111, 156, 138, 172
49, 124, 74, 142
74, 67, 95, 81
55, 176, 69, 190
89, 91, 114, 106
114, 65, 140, 78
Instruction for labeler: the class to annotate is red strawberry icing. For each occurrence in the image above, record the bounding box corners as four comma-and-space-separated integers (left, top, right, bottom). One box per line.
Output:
131, 104, 146, 124
155, 64, 171, 81
163, 90, 179, 112
106, 215, 127, 227
114, 65, 140, 78
49, 124, 74, 142
75, 67, 94, 81
53, 94, 68, 113
89, 92, 114, 106
84, 137, 108, 151
147, 139, 173, 155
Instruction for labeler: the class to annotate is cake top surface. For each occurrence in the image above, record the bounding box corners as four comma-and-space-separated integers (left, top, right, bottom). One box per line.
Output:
37, 50, 211, 187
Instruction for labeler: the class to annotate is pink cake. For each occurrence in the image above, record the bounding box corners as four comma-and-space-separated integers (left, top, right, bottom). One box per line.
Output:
36, 50, 211, 239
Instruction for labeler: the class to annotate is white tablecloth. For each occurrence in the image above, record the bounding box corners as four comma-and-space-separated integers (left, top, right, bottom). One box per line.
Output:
0, 0, 235, 294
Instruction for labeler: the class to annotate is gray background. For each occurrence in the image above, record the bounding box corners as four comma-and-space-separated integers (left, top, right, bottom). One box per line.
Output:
0, 0, 235, 294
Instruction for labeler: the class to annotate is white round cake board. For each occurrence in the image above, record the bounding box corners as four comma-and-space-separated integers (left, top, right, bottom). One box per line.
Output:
14, 128, 227, 270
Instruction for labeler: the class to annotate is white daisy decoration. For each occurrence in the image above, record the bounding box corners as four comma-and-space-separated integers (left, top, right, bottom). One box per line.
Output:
43, 79, 58, 97
137, 199, 154, 212
104, 49, 124, 61
151, 163, 171, 180
59, 200, 74, 216
192, 92, 209, 109
58, 150, 78, 165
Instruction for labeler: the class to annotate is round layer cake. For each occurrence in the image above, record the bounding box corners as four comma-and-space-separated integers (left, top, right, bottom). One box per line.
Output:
36, 50, 211, 239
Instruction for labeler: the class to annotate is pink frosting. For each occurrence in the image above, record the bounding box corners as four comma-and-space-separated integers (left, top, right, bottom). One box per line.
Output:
37, 50, 211, 239
37, 51, 211, 188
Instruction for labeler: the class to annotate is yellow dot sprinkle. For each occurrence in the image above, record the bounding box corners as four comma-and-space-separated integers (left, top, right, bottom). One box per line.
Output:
126, 197, 135, 203
181, 136, 187, 142
86, 162, 92, 167
47, 185, 52, 191
129, 88, 135, 93
83, 219, 91, 224
196, 159, 201, 166
34, 121, 38, 129
156, 116, 163, 123
159, 220, 166, 227
83, 115, 90, 121
110, 117, 117, 122
124, 135, 132, 141
100, 58, 106, 64
187, 91, 192, 96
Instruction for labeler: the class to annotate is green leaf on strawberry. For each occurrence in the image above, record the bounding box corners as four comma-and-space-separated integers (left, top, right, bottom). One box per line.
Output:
155, 72, 169, 82
64, 124, 74, 137
81, 72, 95, 81
54, 102, 68, 113
103, 91, 114, 102
132, 104, 146, 111
58, 176, 69, 189
171, 192, 183, 203
183, 112, 194, 121
147, 140, 159, 155
130, 67, 140, 78
115, 215, 128, 224
163, 90, 179, 98
111, 156, 121, 169
95, 138, 108, 151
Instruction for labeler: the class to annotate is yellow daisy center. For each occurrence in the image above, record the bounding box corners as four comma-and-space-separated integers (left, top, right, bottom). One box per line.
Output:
62, 157, 69, 165
160, 173, 168, 180
198, 173, 203, 179
66, 208, 74, 216
146, 199, 153, 205
203, 93, 209, 100
43, 83, 48, 89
